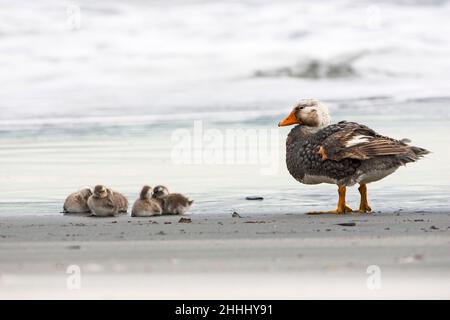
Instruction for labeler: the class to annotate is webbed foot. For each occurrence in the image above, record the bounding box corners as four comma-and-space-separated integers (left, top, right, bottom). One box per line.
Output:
307, 204, 353, 215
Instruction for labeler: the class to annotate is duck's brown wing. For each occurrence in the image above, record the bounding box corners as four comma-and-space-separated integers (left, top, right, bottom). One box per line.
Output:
320, 122, 420, 161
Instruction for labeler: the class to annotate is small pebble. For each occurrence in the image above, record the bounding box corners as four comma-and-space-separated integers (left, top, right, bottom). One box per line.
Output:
245, 196, 264, 201
232, 212, 241, 218
178, 217, 192, 223
336, 222, 356, 227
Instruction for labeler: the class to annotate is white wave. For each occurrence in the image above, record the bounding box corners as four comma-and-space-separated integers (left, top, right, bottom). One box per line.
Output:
1, 0, 450, 126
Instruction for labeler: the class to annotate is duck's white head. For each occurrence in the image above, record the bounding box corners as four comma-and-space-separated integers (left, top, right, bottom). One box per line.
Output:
278, 99, 331, 128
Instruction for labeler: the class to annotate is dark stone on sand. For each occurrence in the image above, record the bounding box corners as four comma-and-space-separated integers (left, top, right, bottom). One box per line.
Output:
336, 222, 356, 227
232, 212, 241, 218
245, 196, 264, 201
178, 217, 192, 223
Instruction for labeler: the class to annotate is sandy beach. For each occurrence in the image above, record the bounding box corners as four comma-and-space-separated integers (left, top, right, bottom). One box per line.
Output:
0, 211, 449, 299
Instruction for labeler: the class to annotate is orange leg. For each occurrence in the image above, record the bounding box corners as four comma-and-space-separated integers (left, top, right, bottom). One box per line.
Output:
358, 184, 372, 213
308, 185, 353, 215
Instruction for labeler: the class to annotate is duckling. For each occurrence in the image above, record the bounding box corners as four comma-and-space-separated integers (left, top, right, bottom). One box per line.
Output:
152, 185, 194, 215
87, 185, 128, 217
63, 187, 92, 214
131, 185, 162, 217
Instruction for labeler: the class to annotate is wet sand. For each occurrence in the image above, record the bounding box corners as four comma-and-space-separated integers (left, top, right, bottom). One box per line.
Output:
0, 211, 449, 299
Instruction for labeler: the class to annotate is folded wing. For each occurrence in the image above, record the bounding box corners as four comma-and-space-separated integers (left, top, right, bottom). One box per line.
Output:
321, 122, 428, 163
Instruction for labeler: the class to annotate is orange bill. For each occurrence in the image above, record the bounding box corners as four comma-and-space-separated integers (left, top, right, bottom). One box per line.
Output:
278, 110, 300, 127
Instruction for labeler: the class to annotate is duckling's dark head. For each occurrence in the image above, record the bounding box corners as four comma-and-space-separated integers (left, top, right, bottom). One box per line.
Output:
278, 99, 330, 128
140, 185, 152, 200
93, 185, 108, 198
152, 185, 169, 198
80, 187, 93, 199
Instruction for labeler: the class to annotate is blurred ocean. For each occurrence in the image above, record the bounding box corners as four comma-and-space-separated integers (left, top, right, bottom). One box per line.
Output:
1, 0, 449, 216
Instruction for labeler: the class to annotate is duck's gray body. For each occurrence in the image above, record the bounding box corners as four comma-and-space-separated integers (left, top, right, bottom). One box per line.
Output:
286, 121, 429, 187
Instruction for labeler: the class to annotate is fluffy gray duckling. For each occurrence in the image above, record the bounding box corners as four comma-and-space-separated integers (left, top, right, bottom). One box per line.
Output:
131, 185, 162, 217
152, 185, 194, 215
63, 187, 93, 214
87, 185, 128, 217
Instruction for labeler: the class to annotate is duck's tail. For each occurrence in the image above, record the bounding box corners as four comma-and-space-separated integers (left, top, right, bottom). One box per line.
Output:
411, 146, 430, 157
400, 145, 430, 164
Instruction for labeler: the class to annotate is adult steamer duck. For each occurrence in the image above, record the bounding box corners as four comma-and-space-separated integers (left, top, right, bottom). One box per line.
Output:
278, 99, 429, 214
